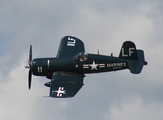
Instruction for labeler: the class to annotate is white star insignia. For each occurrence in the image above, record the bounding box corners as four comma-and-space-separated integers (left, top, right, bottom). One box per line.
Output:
90, 61, 98, 70
53, 87, 66, 97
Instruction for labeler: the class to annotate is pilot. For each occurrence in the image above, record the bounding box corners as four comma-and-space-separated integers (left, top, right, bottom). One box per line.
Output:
79, 57, 83, 61
78, 53, 88, 61
83, 53, 88, 61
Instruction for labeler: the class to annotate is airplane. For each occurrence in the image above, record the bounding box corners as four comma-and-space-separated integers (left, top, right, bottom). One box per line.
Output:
25, 36, 147, 98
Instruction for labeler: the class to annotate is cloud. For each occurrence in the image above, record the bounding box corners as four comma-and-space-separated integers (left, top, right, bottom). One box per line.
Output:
0, 0, 163, 120
108, 97, 163, 120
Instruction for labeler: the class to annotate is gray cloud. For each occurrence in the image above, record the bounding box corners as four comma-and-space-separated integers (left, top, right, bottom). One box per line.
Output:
0, 0, 163, 120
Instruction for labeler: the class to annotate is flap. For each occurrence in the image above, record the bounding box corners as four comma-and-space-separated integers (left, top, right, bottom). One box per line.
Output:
50, 72, 84, 98
56, 36, 85, 58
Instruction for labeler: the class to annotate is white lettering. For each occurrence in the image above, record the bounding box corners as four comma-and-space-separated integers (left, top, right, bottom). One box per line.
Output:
107, 62, 126, 67
67, 37, 76, 46
122, 48, 128, 57
122, 48, 135, 57
38, 67, 42, 73
129, 48, 135, 56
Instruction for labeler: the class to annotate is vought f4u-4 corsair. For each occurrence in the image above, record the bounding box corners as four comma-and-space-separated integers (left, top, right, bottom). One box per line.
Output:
25, 36, 147, 98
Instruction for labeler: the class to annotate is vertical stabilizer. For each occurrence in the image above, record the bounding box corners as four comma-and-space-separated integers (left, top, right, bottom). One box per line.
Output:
119, 41, 138, 60
119, 41, 147, 74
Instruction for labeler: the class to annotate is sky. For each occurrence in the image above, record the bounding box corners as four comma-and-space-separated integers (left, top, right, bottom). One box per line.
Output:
0, 0, 163, 120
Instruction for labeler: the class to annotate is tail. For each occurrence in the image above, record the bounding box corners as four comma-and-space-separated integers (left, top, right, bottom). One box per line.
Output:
119, 41, 147, 74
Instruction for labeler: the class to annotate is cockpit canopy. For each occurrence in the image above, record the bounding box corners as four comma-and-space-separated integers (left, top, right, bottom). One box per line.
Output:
73, 52, 88, 61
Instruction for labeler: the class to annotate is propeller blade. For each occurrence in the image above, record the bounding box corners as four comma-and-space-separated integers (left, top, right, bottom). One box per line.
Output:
29, 44, 32, 63
26, 44, 33, 90
28, 69, 32, 89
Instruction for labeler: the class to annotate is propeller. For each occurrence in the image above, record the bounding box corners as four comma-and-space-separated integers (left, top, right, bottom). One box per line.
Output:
25, 44, 33, 89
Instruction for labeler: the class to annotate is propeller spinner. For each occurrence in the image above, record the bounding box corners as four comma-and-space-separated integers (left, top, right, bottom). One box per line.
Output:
25, 44, 33, 89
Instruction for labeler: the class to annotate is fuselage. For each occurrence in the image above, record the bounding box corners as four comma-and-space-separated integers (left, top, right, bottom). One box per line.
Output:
31, 53, 129, 79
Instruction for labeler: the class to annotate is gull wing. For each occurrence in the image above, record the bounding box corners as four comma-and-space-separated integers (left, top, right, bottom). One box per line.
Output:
50, 72, 84, 98
56, 36, 85, 58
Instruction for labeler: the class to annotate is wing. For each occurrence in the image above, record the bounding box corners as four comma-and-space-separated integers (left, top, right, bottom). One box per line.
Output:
50, 72, 84, 98
56, 36, 85, 58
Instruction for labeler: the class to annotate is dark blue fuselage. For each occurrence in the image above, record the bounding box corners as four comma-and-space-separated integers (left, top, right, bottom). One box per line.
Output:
32, 53, 129, 79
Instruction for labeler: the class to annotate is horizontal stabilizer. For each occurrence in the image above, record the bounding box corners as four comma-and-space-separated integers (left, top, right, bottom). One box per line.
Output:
128, 60, 143, 74
128, 50, 147, 74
